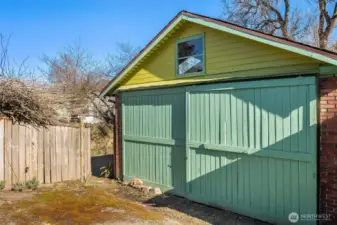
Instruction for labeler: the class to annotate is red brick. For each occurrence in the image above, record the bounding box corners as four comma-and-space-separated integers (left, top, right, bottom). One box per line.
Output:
328, 92, 337, 97
321, 96, 336, 100
319, 77, 337, 222
328, 108, 337, 112
321, 112, 335, 117
322, 89, 336, 93
321, 137, 337, 143
321, 104, 336, 109
328, 131, 337, 136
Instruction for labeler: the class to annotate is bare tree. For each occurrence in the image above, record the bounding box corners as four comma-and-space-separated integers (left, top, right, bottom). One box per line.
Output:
106, 41, 140, 77
41, 41, 140, 125
222, 0, 337, 50
317, 0, 337, 49
41, 43, 114, 124
42, 42, 105, 91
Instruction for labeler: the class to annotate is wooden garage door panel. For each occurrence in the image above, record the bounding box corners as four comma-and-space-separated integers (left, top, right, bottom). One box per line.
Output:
186, 77, 317, 224
122, 87, 186, 196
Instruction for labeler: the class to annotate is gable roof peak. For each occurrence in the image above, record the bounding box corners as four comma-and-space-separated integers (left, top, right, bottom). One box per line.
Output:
100, 10, 337, 97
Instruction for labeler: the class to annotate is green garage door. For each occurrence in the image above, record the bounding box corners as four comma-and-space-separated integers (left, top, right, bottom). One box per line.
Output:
186, 77, 317, 224
122, 77, 317, 224
122, 87, 186, 196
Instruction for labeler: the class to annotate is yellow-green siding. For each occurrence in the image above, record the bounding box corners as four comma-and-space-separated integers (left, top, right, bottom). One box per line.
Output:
119, 22, 321, 90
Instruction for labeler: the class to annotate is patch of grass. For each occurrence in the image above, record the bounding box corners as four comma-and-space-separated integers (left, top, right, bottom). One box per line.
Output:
0, 183, 164, 225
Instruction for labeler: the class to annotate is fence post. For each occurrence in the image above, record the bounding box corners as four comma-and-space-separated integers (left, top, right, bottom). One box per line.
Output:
0, 119, 4, 181
80, 122, 84, 182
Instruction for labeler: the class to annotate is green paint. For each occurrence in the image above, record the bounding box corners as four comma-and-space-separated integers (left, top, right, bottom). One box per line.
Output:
319, 65, 337, 75
123, 135, 184, 146
122, 77, 317, 224
122, 87, 186, 196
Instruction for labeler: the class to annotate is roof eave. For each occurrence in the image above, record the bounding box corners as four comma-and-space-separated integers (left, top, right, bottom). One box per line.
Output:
99, 15, 185, 97
183, 15, 337, 66
100, 12, 337, 97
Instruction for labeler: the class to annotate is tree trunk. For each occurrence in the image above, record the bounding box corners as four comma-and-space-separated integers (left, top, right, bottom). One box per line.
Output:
319, 33, 329, 50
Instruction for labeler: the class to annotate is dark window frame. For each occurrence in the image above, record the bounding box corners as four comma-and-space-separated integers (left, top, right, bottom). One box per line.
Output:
176, 34, 205, 76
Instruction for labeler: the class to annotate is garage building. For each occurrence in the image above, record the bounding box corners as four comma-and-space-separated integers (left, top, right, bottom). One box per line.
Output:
100, 11, 337, 224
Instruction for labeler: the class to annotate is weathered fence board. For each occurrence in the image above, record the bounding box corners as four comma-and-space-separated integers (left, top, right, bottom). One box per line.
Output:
44, 128, 50, 184
0, 120, 4, 181
18, 125, 25, 182
37, 129, 44, 182
50, 126, 57, 183
4, 120, 12, 186
12, 124, 19, 183
25, 126, 31, 182
75, 128, 81, 179
0, 119, 91, 186
31, 127, 38, 180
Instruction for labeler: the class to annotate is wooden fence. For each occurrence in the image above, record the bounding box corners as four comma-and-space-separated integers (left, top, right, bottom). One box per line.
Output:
0, 119, 91, 186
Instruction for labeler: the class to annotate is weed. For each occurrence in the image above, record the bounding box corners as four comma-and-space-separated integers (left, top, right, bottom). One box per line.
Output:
0, 180, 5, 191
12, 181, 24, 192
100, 162, 114, 178
25, 178, 40, 190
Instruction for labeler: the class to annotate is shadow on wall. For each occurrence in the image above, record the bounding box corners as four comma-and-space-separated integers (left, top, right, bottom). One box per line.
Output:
91, 154, 113, 177
123, 79, 318, 224
143, 132, 315, 224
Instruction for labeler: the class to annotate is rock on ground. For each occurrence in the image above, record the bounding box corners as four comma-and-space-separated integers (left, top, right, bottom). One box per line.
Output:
128, 178, 144, 186
150, 187, 162, 195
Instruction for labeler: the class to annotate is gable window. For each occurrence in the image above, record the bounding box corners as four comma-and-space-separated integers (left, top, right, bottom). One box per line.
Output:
176, 34, 204, 76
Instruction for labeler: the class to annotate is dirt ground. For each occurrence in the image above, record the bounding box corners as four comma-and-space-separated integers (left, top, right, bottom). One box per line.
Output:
0, 177, 270, 225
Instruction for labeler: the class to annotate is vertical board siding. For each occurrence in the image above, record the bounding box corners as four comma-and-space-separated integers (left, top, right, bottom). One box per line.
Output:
188, 84, 314, 152
122, 87, 186, 195
0, 120, 91, 185
187, 78, 317, 224
122, 77, 317, 225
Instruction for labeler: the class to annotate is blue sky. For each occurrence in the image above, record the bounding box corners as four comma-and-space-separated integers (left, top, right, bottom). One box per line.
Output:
0, 0, 222, 69
0, 0, 334, 72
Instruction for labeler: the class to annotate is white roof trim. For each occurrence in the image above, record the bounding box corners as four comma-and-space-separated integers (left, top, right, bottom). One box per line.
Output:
100, 16, 184, 97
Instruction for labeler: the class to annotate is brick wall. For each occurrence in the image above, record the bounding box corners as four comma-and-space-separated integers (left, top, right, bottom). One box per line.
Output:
320, 77, 337, 221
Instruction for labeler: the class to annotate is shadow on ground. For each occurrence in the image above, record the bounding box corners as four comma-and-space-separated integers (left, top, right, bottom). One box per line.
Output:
143, 194, 271, 225
91, 154, 113, 177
